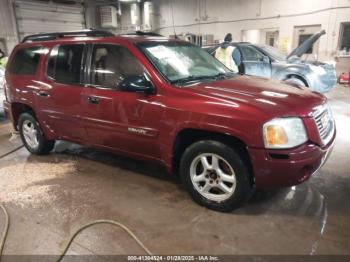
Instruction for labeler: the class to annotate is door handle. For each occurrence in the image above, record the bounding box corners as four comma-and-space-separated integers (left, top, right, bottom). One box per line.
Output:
37, 91, 49, 97
87, 96, 99, 104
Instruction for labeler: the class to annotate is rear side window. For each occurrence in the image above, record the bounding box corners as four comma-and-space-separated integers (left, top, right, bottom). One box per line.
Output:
47, 44, 84, 84
8, 46, 41, 75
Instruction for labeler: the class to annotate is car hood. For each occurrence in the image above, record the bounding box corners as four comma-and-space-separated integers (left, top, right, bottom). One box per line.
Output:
188, 75, 326, 117
287, 30, 325, 59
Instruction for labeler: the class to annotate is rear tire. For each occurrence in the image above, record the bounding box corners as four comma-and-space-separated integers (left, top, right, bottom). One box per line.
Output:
180, 140, 253, 212
18, 113, 55, 155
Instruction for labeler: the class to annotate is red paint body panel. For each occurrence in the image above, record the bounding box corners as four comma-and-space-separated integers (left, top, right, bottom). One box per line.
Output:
3, 35, 335, 190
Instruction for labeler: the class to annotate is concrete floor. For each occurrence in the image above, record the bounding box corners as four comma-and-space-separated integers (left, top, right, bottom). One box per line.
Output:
0, 86, 349, 256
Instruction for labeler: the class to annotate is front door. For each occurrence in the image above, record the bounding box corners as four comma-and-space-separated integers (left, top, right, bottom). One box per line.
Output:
81, 43, 162, 159
239, 45, 272, 78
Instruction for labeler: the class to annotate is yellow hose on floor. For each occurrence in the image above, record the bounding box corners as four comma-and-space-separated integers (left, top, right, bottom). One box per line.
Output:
0, 204, 153, 262
0, 205, 9, 261
0, 146, 153, 261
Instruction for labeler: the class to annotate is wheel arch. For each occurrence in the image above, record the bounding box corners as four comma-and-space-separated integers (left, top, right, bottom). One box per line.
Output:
10, 102, 36, 130
284, 73, 309, 86
172, 128, 254, 184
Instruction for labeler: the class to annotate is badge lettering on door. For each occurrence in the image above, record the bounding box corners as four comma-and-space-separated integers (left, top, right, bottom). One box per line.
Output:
128, 127, 147, 136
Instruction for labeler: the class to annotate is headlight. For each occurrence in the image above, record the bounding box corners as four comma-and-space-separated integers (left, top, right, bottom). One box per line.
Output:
263, 118, 308, 149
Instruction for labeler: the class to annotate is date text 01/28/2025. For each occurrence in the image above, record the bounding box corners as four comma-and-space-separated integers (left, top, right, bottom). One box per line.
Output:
127, 255, 219, 261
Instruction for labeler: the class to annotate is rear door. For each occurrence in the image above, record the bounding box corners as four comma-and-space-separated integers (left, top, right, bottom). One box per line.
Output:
36, 43, 87, 142
239, 45, 272, 78
81, 43, 162, 159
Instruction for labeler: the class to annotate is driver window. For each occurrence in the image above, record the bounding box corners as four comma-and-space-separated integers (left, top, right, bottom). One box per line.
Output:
90, 44, 144, 89
240, 46, 264, 62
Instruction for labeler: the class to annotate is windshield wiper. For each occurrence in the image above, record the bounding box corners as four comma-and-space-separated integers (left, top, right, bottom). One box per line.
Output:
171, 75, 214, 84
214, 72, 237, 78
171, 72, 236, 84
212, 72, 227, 79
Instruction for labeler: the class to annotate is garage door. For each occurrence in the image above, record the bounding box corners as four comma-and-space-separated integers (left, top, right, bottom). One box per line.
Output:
13, 0, 85, 42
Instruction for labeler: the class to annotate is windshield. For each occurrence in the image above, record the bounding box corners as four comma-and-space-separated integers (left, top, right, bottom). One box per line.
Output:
257, 45, 287, 61
139, 42, 233, 84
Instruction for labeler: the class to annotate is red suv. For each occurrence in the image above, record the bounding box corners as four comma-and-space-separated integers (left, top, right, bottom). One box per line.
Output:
3, 30, 335, 211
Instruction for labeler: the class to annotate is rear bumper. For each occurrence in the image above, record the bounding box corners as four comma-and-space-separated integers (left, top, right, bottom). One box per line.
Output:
248, 132, 335, 190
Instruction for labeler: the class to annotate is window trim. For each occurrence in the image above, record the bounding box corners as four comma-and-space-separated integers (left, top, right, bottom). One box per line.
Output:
86, 42, 151, 91
45, 43, 87, 86
8, 45, 43, 76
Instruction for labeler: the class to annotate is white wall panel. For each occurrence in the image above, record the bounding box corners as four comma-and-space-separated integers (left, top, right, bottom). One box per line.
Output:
0, 0, 19, 54
153, 0, 350, 61
14, 0, 85, 41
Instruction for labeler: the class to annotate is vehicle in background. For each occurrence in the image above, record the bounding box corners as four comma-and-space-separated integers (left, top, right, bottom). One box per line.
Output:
205, 30, 337, 93
0, 66, 5, 117
3, 30, 335, 212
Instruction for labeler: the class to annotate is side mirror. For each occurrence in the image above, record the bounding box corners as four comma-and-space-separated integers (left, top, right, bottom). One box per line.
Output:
119, 74, 155, 94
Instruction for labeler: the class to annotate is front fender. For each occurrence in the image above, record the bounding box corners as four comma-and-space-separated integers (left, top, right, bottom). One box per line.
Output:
160, 117, 261, 173
272, 64, 311, 86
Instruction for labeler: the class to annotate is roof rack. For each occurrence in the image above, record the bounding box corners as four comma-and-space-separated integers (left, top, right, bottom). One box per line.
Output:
21, 29, 114, 43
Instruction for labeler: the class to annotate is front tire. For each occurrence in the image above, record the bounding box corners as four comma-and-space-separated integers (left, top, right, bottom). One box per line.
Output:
180, 140, 253, 212
18, 113, 55, 155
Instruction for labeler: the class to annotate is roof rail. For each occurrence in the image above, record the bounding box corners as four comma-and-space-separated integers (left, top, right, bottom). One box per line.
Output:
127, 31, 164, 37
21, 29, 114, 43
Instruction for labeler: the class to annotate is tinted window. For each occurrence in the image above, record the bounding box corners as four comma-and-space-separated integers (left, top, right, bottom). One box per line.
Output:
8, 46, 41, 75
47, 44, 84, 84
90, 44, 144, 88
240, 46, 264, 61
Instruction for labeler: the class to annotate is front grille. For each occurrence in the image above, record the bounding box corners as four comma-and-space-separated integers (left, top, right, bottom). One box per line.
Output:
313, 104, 335, 145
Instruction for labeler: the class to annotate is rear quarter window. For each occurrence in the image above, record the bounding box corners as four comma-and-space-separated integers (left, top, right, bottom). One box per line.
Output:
8, 46, 42, 75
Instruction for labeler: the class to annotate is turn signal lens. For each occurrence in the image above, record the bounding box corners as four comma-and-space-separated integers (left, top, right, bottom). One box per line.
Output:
266, 125, 288, 146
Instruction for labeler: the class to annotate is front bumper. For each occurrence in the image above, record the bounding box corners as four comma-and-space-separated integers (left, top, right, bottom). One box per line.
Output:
308, 67, 337, 93
248, 132, 335, 190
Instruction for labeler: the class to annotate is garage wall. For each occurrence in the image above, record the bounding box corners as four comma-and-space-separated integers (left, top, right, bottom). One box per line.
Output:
153, 0, 350, 62
84, 1, 143, 34
13, 0, 85, 42
0, 0, 19, 55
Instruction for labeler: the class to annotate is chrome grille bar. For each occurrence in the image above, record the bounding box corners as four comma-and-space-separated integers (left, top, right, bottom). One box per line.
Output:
313, 104, 335, 145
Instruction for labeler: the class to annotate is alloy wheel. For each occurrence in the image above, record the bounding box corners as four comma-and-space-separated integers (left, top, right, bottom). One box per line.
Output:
22, 119, 39, 149
190, 153, 237, 202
